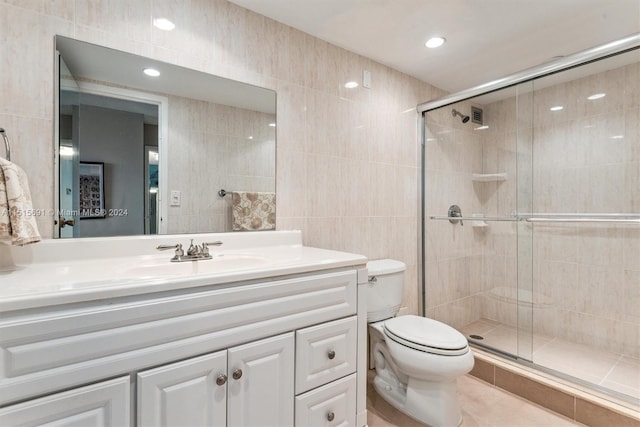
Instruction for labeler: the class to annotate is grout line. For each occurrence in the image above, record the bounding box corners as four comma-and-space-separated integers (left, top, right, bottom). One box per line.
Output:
599, 354, 624, 385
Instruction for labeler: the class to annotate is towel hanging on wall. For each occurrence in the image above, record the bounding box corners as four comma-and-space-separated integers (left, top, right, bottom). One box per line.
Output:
0, 158, 41, 245
231, 191, 276, 231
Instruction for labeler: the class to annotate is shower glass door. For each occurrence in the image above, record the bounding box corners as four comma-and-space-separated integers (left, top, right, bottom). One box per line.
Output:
527, 48, 640, 403
423, 40, 640, 405
422, 81, 534, 361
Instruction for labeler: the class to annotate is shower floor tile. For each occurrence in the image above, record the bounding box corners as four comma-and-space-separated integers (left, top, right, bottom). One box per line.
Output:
534, 339, 622, 384
602, 356, 640, 399
461, 318, 640, 402
461, 319, 553, 356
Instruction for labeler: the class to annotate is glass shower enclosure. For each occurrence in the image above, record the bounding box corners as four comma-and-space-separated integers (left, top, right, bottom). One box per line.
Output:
420, 34, 639, 405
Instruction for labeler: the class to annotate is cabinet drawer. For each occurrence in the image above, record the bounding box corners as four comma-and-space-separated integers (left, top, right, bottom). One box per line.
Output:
0, 376, 130, 427
295, 316, 357, 394
295, 374, 356, 427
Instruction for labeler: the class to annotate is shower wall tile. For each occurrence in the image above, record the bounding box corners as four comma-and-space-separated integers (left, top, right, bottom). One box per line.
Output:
622, 270, 640, 324
623, 228, 640, 271
628, 161, 640, 212
427, 295, 483, 330
423, 100, 485, 324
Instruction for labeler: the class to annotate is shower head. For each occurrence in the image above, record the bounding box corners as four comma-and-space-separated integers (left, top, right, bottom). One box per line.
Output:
452, 109, 470, 123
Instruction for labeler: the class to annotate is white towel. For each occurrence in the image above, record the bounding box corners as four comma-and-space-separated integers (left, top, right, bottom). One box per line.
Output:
231, 191, 276, 231
0, 158, 41, 245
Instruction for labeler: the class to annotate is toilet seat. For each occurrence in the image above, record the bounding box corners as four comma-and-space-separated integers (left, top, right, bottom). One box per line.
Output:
383, 315, 469, 356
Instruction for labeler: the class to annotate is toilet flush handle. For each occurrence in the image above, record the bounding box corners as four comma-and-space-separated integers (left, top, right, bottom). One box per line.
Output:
368, 276, 377, 285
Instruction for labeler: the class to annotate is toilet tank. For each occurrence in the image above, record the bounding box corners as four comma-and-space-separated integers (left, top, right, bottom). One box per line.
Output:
366, 259, 406, 322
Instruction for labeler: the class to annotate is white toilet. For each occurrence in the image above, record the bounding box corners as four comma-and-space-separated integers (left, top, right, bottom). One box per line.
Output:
367, 259, 474, 427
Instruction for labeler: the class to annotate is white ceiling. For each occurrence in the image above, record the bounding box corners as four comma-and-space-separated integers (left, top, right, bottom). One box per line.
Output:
57, 36, 276, 114
228, 0, 640, 94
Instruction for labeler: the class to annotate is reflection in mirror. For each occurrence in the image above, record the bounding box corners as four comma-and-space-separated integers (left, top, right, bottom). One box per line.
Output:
55, 36, 276, 238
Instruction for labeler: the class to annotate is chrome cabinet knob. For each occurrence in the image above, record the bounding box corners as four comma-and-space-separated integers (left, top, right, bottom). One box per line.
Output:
232, 368, 243, 380
327, 350, 336, 360
216, 374, 227, 386
327, 411, 335, 422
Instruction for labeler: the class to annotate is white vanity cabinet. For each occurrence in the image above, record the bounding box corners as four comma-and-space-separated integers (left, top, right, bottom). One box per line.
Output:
0, 376, 131, 426
0, 266, 367, 427
138, 333, 294, 427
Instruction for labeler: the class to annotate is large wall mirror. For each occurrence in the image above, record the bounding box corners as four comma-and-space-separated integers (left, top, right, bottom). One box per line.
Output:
55, 35, 276, 238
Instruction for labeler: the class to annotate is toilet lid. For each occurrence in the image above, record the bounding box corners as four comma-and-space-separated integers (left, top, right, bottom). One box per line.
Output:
384, 315, 469, 356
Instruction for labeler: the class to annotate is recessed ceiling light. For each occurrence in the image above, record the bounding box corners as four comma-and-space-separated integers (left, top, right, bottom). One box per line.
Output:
425, 37, 446, 48
611, 135, 624, 139
474, 125, 489, 130
143, 68, 160, 77
550, 106, 564, 111
587, 93, 606, 100
268, 123, 276, 127
153, 18, 175, 31
344, 81, 359, 89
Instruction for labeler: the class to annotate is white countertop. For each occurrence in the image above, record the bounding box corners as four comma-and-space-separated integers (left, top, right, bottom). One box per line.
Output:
0, 231, 367, 312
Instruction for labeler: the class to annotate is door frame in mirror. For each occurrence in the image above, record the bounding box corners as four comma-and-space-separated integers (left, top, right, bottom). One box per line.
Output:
54, 75, 169, 237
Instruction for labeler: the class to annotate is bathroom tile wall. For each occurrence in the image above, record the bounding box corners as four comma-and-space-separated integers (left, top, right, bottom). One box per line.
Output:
423, 100, 485, 328
0, 0, 442, 313
167, 97, 275, 233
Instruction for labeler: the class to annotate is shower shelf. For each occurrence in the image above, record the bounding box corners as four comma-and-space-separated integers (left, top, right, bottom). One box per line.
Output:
472, 172, 507, 182
471, 219, 489, 228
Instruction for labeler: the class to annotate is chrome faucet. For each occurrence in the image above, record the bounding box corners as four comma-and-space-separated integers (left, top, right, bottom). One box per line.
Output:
157, 240, 223, 262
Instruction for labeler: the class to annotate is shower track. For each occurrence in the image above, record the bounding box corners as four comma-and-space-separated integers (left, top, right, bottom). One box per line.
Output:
429, 213, 640, 224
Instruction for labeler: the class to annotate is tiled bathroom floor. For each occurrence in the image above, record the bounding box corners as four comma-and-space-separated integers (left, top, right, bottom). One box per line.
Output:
460, 319, 640, 402
367, 370, 582, 426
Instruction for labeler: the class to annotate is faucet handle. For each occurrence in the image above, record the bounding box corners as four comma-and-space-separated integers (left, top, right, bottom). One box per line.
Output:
156, 243, 184, 257
201, 241, 223, 256
157, 243, 182, 251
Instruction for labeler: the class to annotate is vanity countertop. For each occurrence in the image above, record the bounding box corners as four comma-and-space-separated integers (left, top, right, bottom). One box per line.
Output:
0, 231, 367, 312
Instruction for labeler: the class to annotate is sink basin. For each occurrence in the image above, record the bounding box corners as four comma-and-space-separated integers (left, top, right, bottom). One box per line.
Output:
121, 254, 271, 278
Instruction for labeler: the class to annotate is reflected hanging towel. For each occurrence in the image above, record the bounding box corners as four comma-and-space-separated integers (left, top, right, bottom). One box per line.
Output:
0, 158, 41, 245
231, 191, 276, 231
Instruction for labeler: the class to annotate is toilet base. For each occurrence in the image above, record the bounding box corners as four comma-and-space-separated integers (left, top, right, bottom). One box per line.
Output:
373, 369, 463, 427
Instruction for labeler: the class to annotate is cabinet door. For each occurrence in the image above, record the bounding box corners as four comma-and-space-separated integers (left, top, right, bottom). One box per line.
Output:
138, 350, 227, 427
0, 376, 130, 427
227, 332, 295, 427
